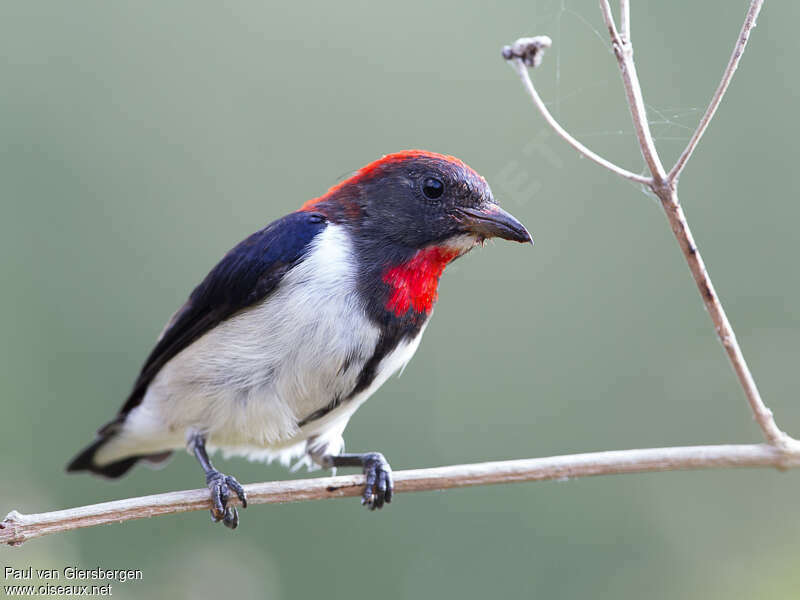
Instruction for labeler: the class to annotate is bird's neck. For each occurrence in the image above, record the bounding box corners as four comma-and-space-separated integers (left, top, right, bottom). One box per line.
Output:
381, 246, 460, 316
354, 233, 477, 332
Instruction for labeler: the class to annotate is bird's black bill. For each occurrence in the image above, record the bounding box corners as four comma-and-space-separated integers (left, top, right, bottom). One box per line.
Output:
456, 204, 533, 244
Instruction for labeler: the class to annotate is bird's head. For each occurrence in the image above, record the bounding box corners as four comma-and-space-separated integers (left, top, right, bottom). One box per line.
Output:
301, 150, 532, 252
301, 151, 532, 317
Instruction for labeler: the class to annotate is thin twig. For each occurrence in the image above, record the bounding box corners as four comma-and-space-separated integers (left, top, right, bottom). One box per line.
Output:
599, 0, 666, 182
619, 0, 630, 43
669, 0, 765, 181
3, 444, 799, 546
507, 58, 650, 185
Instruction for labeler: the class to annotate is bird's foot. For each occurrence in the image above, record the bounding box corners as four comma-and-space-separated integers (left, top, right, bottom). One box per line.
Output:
360, 452, 393, 510
205, 470, 247, 529
322, 450, 394, 510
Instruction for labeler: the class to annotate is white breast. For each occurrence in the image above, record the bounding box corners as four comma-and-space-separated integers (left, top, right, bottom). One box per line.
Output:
98, 223, 428, 467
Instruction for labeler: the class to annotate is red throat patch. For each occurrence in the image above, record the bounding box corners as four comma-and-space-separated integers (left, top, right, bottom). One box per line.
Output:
382, 246, 460, 316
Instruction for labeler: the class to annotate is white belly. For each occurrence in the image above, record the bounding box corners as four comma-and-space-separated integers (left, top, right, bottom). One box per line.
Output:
96, 224, 427, 467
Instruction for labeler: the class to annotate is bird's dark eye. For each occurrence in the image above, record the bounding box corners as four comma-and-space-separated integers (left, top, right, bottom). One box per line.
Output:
422, 177, 444, 200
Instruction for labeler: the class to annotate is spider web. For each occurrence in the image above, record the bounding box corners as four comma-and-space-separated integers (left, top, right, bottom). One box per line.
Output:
527, 0, 700, 183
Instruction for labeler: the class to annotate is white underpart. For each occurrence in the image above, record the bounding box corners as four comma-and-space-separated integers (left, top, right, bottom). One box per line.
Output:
95, 224, 429, 469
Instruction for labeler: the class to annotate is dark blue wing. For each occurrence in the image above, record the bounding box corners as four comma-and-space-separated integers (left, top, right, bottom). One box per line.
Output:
118, 210, 328, 416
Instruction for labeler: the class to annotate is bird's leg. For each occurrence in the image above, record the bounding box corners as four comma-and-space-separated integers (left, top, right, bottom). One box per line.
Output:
189, 433, 247, 529
324, 452, 394, 510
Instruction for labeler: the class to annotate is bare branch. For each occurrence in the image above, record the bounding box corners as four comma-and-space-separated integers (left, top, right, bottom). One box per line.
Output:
608, 5, 781, 444
669, 0, 765, 181
598, 0, 621, 42
593, 0, 787, 445
619, 0, 630, 43
503, 42, 651, 185
659, 191, 789, 446
504, 1, 789, 447
599, 0, 666, 182
4, 444, 800, 546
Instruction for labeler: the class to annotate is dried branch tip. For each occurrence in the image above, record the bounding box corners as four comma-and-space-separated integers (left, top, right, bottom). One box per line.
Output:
502, 36, 552, 68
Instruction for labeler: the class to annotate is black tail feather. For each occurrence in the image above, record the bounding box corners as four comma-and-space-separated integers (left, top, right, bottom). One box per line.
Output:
67, 416, 174, 479
66, 435, 142, 478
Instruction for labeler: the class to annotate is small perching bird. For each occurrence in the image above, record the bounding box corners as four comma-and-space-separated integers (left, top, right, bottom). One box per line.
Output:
67, 151, 532, 528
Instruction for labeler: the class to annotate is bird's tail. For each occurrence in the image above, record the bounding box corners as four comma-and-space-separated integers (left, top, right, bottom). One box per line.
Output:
66, 420, 173, 479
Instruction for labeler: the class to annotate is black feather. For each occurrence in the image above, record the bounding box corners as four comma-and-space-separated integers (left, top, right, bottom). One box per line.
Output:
119, 211, 328, 417
66, 211, 327, 475
66, 435, 141, 478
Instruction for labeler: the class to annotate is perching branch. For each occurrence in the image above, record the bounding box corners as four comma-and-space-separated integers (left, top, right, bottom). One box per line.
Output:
3, 444, 799, 546
504, 0, 792, 449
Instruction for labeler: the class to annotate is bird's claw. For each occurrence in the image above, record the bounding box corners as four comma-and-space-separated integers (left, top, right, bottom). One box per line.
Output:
209, 505, 240, 529
360, 453, 393, 510
206, 470, 247, 529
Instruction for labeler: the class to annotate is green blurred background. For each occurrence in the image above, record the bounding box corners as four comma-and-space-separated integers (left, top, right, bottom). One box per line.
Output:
2, 1, 799, 598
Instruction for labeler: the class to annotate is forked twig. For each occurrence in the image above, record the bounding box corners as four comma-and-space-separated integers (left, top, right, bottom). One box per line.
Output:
505, 0, 790, 448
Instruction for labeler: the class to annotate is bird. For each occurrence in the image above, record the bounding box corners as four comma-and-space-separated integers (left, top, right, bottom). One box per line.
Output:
67, 150, 532, 529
